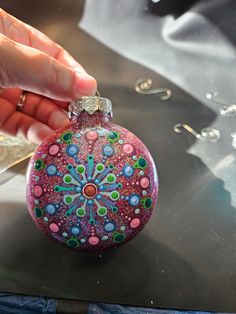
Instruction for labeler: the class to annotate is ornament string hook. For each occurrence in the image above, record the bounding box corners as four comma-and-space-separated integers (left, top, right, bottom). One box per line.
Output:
135, 78, 171, 100
206, 92, 236, 117
173, 123, 220, 142
173, 124, 201, 139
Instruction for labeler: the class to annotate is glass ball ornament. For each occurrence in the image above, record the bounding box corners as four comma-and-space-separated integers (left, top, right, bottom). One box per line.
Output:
26, 96, 159, 252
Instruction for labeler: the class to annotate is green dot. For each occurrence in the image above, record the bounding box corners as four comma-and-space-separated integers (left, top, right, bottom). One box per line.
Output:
34, 207, 43, 218
64, 175, 72, 184
113, 232, 125, 243
107, 131, 119, 144
111, 191, 119, 200
54, 186, 59, 192
76, 165, 85, 174
98, 207, 107, 216
118, 183, 122, 189
34, 159, 44, 170
96, 164, 104, 172
67, 238, 79, 247
107, 174, 116, 183
134, 157, 148, 169
142, 198, 152, 209
76, 208, 85, 217
65, 196, 73, 204
61, 131, 73, 143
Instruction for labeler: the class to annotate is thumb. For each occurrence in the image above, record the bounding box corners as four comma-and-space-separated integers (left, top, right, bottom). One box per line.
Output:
0, 34, 97, 101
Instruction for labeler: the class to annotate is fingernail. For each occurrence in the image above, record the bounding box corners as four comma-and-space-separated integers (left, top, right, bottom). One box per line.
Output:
74, 73, 97, 98
28, 123, 53, 144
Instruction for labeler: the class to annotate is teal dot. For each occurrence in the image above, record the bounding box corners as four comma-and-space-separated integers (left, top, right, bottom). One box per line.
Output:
34, 207, 43, 218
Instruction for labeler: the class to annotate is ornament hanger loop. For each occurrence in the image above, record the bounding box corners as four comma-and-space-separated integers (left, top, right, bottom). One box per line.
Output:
95, 90, 100, 97
173, 123, 220, 142
135, 78, 172, 100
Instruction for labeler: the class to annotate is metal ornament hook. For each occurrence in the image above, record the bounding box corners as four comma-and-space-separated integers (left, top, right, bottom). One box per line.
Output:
173, 123, 220, 142
206, 92, 236, 117
135, 78, 172, 100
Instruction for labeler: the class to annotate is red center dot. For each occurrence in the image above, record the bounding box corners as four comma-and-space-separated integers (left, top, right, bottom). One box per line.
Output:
83, 183, 97, 198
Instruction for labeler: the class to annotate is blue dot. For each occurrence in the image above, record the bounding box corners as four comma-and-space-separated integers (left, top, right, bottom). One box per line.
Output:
80, 196, 84, 201
96, 194, 102, 200
66, 144, 79, 157
103, 144, 114, 157
81, 180, 86, 185
99, 185, 104, 191
34, 199, 39, 205
46, 165, 57, 176
105, 222, 115, 232
46, 204, 56, 214
87, 176, 92, 181
75, 186, 81, 192
95, 179, 100, 184
129, 194, 140, 206
71, 226, 80, 235
88, 200, 94, 205
122, 165, 134, 177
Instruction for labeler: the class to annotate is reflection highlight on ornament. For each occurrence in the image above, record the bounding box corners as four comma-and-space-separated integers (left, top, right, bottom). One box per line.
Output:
231, 132, 236, 149
206, 92, 236, 117
173, 123, 220, 142
135, 78, 171, 100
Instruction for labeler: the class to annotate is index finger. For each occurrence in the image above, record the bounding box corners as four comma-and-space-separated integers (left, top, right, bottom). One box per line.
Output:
0, 8, 86, 73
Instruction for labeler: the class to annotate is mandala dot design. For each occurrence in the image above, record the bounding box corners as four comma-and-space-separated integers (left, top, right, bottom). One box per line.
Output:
27, 122, 158, 252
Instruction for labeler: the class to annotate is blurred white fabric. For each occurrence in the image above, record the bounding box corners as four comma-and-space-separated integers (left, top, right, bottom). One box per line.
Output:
80, 0, 236, 206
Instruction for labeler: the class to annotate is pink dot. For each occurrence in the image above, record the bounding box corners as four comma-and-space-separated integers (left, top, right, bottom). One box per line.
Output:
136, 182, 139, 185
130, 218, 141, 229
140, 177, 150, 189
33, 185, 42, 197
132, 182, 135, 185
123, 143, 134, 155
87, 131, 98, 141
49, 144, 59, 155
49, 223, 59, 233
89, 236, 99, 245
89, 140, 92, 144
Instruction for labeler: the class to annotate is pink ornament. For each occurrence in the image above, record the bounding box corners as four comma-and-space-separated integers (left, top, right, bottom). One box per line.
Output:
26, 96, 158, 252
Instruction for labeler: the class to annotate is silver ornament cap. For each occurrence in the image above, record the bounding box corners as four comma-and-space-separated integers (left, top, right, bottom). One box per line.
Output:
68, 96, 113, 119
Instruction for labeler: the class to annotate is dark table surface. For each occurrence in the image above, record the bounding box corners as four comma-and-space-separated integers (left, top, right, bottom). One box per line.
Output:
0, 0, 236, 312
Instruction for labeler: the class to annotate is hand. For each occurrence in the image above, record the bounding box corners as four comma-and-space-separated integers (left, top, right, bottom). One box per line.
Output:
0, 9, 97, 144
